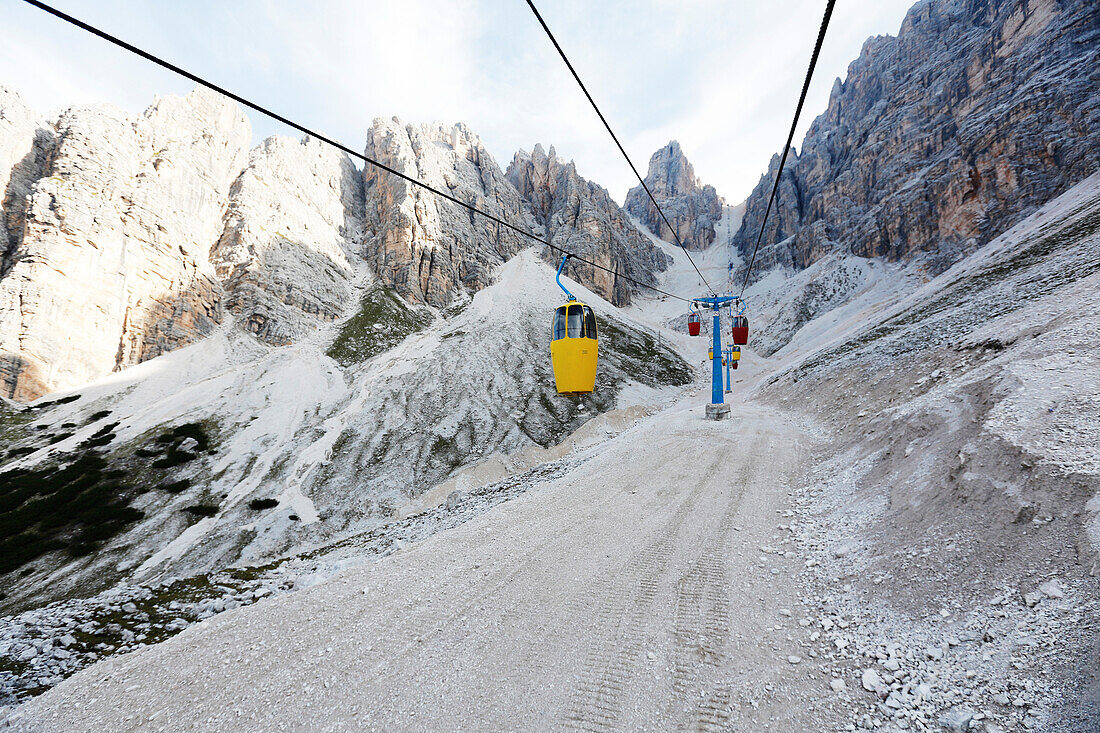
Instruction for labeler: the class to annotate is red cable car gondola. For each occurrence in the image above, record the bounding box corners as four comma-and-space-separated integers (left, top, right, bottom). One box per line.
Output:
731, 315, 749, 345
688, 311, 701, 336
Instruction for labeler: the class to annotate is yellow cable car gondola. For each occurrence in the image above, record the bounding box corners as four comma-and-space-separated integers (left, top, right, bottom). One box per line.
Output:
551, 256, 598, 393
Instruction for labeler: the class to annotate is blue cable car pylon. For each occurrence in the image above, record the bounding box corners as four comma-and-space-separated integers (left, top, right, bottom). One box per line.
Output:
692, 294, 741, 420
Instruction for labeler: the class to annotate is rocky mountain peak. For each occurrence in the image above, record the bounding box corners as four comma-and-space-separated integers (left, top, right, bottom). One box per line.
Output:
507, 146, 670, 306
361, 117, 530, 307
625, 140, 723, 250
642, 141, 696, 196
733, 0, 1100, 279
211, 134, 366, 346
0, 88, 252, 401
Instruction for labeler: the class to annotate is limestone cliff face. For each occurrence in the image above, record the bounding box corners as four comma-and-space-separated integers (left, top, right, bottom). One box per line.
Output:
0, 88, 251, 401
624, 141, 723, 250
361, 118, 530, 307
0, 91, 677, 401
212, 136, 365, 346
507, 144, 670, 306
0, 87, 372, 401
733, 0, 1100, 278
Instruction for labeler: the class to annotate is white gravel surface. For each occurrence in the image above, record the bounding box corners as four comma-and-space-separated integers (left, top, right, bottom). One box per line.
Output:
5, 391, 847, 731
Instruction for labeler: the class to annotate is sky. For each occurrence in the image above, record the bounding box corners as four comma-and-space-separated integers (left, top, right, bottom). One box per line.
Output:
0, 0, 915, 204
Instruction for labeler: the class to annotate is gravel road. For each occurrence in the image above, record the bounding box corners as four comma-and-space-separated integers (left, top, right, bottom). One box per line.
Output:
8, 395, 844, 731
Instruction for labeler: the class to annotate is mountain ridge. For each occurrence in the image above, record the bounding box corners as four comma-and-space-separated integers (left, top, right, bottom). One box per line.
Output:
624, 140, 724, 251
0, 90, 676, 402
733, 0, 1100, 280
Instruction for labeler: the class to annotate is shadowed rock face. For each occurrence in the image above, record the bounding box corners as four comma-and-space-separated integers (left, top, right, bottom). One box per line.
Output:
0, 87, 52, 273
507, 144, 670, 306
624, 140, 723, 251
361, 118, 531, 307
734, 0, 1100, 280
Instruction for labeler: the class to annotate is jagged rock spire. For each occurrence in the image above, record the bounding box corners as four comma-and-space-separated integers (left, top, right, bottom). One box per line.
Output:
624, 141, 724, 250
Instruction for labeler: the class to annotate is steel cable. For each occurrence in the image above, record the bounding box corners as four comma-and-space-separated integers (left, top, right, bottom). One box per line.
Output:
524, 0, 717, 296
739, 0, 836, 298
22, 0, 695, 304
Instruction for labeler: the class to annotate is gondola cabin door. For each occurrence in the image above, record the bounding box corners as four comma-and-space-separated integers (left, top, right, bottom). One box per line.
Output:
551, 302, 598, 393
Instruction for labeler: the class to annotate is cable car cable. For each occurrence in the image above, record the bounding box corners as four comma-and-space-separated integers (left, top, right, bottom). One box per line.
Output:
738, 0, 835, 298
524, 0, 717, 297
21, 0, 695, 305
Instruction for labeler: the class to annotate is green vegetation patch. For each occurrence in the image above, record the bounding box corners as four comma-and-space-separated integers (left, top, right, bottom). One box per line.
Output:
141, 422, 215, 468
4, 446, 36, 460
28, 394, 80, 410
429, 433, 465, 474
248, 498, 279, 510
0, 441, 144, 575
326, 286, 433, 366
81, 422, 119, 450
163, 422, 212, 452
1, 401, 34, 457
182, 504, 218, 518
0, 406, 28, 439
85, 410, 112, 424
599, 317, 694, 388
442, 298, 471, 319
160, 479, 191, 494
152, 450, 198, 469
0, 419, 220, 580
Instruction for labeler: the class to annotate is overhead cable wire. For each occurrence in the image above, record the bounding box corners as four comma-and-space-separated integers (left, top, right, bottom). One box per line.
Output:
524, 0, 717, 297
739, 0, 836, 298
22, 0, 694, 305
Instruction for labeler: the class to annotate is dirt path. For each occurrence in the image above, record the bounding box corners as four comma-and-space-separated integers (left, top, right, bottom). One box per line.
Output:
10, 396, 843, 731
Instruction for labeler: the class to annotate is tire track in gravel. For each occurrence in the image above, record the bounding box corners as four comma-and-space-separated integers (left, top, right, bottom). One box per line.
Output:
561, 444, 725, 731
338, 421, 694, 705
666, 424, 768, 732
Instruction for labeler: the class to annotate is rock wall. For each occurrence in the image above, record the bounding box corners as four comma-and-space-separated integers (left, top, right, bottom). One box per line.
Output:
507, 144, 670, 306
624, 140, 723, 250
361, 119, 531, 307
212, 136, 365, 346
733, 0, 1100, 278
0, 88, 251, 401
0, 87, 375, 401
0, 90, 681, 401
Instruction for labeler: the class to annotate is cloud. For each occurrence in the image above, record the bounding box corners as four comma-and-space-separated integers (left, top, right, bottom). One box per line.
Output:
0, 0, 916, 205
